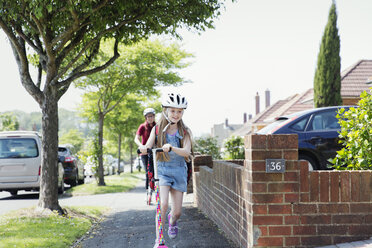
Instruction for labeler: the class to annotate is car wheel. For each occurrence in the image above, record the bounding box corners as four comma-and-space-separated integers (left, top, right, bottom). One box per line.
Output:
70, 173, 78, 187
70, 178, 77, 187
9, 190, 18, 196
299, 154, 318, 171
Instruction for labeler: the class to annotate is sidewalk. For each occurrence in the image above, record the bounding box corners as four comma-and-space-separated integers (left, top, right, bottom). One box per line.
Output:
317, 239, 372, 248
73, 174, 238, 248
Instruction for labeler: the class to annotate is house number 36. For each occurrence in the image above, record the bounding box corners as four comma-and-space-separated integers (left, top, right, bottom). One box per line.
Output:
266, 159, 285, 173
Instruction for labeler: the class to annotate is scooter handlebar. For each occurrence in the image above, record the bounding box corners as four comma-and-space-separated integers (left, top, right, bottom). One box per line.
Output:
137, 148, 164, 154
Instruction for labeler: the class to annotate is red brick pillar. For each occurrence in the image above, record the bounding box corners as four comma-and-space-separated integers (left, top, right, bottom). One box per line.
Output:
244, 134, 300, 247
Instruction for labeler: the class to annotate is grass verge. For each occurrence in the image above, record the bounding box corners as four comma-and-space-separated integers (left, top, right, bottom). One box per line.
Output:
66, 171, 144, 196
0, 206, 108, 248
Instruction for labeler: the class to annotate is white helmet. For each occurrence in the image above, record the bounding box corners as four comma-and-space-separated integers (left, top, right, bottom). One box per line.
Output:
162, 93, 188, 109
143, 108, 155, 116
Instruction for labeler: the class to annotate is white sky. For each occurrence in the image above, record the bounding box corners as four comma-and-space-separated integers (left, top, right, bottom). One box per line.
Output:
1, 0, 372, 137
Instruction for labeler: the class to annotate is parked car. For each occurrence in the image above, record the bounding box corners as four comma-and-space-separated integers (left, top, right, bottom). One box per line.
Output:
0, 131, 65, 195
256, 106, 353, 171
58, 145, 84, 186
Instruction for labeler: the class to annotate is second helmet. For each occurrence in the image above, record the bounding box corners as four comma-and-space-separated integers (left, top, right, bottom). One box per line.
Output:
143, 108, 155, 116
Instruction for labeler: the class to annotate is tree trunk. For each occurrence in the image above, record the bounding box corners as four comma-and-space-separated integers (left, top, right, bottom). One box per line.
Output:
38, 93, 64, 214
97, 112, 105, 186
117, 133, 122, 174
130, 142, 133, 173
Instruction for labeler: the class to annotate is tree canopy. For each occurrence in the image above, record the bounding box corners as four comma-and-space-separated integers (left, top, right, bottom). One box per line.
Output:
194, 136, 221, 159
0, 113, 19, 131
224, 135, 244, 159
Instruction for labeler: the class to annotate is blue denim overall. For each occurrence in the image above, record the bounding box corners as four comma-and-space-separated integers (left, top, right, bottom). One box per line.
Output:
158, 130, 187, 192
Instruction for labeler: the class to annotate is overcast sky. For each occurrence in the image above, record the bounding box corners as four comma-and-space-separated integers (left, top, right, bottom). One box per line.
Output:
1, 0, 372, 137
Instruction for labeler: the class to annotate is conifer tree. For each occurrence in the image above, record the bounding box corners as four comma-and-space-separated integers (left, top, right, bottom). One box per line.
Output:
313, 2, 342, 107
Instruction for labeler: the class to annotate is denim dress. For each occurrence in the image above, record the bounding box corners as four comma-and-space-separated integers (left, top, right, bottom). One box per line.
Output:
157, 130, 187, 192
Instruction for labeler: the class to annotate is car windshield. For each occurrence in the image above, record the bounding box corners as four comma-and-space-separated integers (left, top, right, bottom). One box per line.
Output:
0, 138, 38, 158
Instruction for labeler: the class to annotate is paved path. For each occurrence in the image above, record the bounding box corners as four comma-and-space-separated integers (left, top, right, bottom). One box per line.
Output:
73, 175, 238, 248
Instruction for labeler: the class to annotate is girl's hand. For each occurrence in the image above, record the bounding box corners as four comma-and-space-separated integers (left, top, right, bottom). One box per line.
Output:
162, 143, 172, 153
139, 145, 148, 154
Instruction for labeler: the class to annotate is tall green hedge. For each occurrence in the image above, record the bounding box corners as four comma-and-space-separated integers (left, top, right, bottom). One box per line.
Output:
313, 2, 342, 107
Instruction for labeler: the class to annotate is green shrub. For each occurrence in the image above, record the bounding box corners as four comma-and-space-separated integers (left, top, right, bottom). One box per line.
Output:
194, 136, 221, 159
332, 89, 372, 170
224, 135, 245, 159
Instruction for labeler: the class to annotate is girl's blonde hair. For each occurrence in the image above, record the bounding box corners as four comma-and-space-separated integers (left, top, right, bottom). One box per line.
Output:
156, 108, 192, 162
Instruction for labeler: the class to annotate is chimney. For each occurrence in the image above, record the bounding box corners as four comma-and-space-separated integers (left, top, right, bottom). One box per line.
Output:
225, 118, 228, 127
255, 92, 260, 115
243, 113, 247, 123
249, 114, 252, 120
265, 89, 270, 108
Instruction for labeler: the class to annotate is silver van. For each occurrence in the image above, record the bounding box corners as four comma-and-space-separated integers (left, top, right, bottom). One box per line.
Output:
0, 131, 64, 196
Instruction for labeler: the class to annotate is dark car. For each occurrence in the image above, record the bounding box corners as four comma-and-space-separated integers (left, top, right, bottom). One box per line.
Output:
256, 106, 353, 171
58, 146, 84, 186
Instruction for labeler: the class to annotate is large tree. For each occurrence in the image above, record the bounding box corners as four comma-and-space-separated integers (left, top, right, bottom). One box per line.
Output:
77, 39, 191, 185
0, 0, 228, 213
313, 2, 342, 107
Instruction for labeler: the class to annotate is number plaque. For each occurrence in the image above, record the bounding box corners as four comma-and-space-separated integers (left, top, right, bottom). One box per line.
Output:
266, 159, 285, 173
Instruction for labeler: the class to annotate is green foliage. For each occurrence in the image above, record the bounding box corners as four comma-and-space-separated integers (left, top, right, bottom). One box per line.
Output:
313, 2, 342, 107
224, 136, 245, 159
194, 136, 221, 159
0, 113, 19, 131
332, 89, 372, 170
59, 129, 84, 155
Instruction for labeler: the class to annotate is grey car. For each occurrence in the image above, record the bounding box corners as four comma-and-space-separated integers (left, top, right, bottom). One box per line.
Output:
0, 131, 64, 195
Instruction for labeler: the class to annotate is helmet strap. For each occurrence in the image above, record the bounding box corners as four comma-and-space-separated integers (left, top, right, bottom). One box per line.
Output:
162, 109, 175, 133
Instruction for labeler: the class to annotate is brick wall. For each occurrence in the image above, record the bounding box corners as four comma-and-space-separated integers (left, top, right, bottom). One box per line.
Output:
193, 134, 372, 247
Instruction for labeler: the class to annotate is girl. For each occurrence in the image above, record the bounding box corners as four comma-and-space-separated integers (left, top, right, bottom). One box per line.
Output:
140, 93, 192, 248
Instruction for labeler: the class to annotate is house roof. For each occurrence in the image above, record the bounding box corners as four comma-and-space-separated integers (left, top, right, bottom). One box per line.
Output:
252, 88, 314, 124
231, 60, 372, 137
340, 59, 372, 98
232, 89, 314, 136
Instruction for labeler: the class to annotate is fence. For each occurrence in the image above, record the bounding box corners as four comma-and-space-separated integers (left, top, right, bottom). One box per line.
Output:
192, 134, 372, 247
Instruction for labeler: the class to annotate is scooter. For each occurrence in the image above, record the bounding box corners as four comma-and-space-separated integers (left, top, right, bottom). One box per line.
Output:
138, 148, 168, 248
152, 148, 168, 248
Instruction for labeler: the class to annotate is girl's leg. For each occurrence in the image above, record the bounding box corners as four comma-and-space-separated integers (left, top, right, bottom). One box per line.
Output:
169, 188, 184, 225
155, 185, 170, 241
